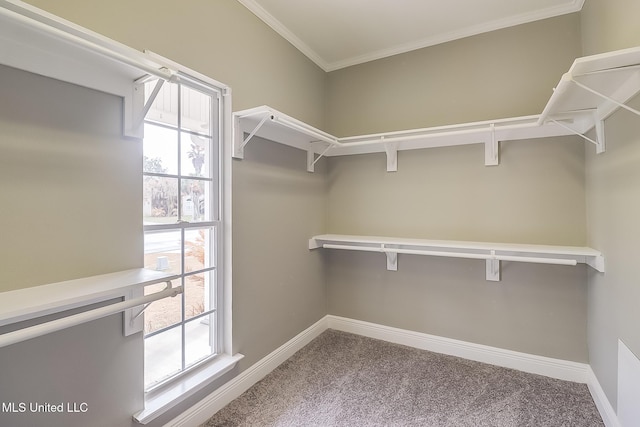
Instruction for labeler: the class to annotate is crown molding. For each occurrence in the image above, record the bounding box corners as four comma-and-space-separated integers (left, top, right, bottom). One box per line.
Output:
237, 0, 586, 73
236, 0, 330, 71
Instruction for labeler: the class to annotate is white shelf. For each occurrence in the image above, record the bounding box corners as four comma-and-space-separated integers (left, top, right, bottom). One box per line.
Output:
309, 234, 604, 281
0, 268, 176, 327
233, 106, 586, 171
539, 46, 640, 153
234, 47, 640, 171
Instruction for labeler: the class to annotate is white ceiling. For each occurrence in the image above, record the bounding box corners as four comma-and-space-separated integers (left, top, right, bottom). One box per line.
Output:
237, 0, 585, 72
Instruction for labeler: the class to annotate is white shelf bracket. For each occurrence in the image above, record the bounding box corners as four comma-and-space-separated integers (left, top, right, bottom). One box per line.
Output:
595, 117, 606, 154
307, 150, 315, 172
384, 140, 398, 172
307, 143, 335, 173
587, 255, 606, 273
571, 78, 640, 119
484, 124, 499, 166
550, 119, 602, 150
124, 280, 177, 336
234, 114, 271, 159
125, 76, 165, 139
486, 251, 501, 281
382, 245, 398, 271
139, 78, 164, 124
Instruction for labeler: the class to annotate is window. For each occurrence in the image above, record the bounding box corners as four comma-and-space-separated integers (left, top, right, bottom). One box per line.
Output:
142, 77, 224, 391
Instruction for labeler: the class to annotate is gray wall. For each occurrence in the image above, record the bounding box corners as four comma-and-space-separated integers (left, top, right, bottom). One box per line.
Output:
326, 14, 582, 136
3, 1, 328, 426
4, 0, 639, 425
0, 65, 144, 427
581, 0, 640, 410
324, 14, 590, 362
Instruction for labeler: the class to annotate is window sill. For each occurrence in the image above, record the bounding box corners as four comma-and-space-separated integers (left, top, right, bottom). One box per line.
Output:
134, 353, 244, 425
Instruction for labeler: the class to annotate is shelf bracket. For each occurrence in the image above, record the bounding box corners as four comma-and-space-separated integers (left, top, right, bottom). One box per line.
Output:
594, 118, 606, 154
382, 245, 398, 271
550, 119, 605, 153
125, 76, 165, 139
587, 255, 606, 273
384, 140, 398, 172
234, 114, 271, 159
486, 251, 501, 281
571, 77, 640, 119
307, 143, 335, 172
484, 124, 499, 166
124, 280, 177, 336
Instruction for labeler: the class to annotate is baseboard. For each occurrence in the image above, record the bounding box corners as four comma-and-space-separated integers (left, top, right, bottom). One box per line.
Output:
327, 315, 589, 383
587, 366, 621, 427
168, 314, 611, 427
165, 316, 328, 427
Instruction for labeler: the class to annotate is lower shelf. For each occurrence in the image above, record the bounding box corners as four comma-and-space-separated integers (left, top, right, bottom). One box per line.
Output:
309, 234, 605, 281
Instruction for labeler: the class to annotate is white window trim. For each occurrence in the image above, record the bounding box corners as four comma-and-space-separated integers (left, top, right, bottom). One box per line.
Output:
134, 52, 240, 424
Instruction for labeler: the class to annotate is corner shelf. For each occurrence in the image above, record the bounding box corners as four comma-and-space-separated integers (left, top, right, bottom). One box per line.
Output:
309, 234, 604, 282
0, 268, 179, 347
538, 46, 640, 154
233, 106, 586, 172
234, 46, 640, 172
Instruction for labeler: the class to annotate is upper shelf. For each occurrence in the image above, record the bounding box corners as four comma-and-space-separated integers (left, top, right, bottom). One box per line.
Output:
233, 106, 588, 171
0, 0, 182, 138
0, 268, 176, 327
538, 46, 640, 153
0, 0, 173, 97
234, 46, 640, 171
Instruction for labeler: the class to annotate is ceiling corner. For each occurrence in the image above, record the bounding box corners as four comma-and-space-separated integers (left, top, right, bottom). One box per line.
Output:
236, 0, 330, 72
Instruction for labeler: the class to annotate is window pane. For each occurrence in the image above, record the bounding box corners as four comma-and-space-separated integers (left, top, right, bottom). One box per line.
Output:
185, 228, 215, 272
184, 273, 205, 320
181, 132, 211, 178
144, 230, 182, 275
145, 81, 178, 127
143, 279, 182, 335
143, 176, 178, 224
144, 325, 182, 389
181, 85, 212, 136
184, 270, 215, 321
185, 314, 215, 368
143, 124, 178, 175
181, 179, 211, 222
143, 79, 221, 391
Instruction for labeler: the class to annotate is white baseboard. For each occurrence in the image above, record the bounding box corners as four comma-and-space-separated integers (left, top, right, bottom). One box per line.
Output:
165, 316, 328, 427
327, 315, 589, 383
168, 314, 618, 427
587, 366, 621, 427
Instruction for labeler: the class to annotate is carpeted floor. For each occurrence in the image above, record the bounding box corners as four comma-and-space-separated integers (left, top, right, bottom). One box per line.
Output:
203, 330, 604, 426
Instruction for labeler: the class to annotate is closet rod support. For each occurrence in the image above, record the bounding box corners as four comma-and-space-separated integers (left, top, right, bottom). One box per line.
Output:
485, 124, 499, 166
129, 280, 175, 322
486, 250, 500, 281
384, 140, 398, 172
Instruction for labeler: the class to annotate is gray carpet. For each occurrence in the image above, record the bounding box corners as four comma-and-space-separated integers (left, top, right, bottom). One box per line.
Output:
203, 330, 603, 426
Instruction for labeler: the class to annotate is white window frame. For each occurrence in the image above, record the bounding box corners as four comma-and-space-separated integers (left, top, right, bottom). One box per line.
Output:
134, 54, 239, 425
